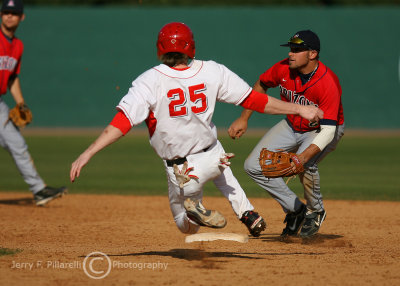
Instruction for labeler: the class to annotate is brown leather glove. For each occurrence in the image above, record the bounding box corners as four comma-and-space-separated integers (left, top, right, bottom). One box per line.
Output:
259, 148, 304, 178
8, 103, 33, 128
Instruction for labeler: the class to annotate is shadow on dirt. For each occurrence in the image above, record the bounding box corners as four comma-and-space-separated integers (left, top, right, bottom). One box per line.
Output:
0, 197, 34, 206
107, 249, 262, 261
102, 248, 326, 261
257, 233, 345, 245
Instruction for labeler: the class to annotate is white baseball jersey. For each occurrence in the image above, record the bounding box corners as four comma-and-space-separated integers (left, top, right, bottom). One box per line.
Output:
117, 59, 251, 160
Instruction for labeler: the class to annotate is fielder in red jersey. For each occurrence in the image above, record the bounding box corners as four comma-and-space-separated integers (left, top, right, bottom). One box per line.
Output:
0, 0, 66, 206
229, 30, 345, 239
260, 58, 344, 132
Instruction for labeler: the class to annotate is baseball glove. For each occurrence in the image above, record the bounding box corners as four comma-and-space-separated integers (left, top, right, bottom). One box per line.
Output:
259, 148, 304, 178
8, 103, 33, 128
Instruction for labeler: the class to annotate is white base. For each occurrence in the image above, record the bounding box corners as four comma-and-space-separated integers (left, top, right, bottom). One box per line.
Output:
185, 232, 248, 243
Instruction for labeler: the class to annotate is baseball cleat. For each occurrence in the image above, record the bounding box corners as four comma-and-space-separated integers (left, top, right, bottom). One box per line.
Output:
34, 186, 67, 206
300, 210, 326, 238
184, 198, 227, 228
281, 204, 306, 237
240, 210, 267, 237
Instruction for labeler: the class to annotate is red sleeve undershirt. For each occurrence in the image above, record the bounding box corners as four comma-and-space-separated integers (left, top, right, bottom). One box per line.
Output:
110, 111, 132, 135
240, 89, 269, 113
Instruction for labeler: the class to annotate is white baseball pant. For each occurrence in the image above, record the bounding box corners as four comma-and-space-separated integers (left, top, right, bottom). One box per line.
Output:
164, 139, 254, 234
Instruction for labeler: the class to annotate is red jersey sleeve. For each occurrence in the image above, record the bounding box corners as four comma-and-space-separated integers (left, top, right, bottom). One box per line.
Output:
259, 59, 287, 88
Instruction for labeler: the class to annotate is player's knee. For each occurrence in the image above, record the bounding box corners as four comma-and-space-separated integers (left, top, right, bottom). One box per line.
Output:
8, 142, 28, 157
244, 157, 261, 177
181, 183, 203, 198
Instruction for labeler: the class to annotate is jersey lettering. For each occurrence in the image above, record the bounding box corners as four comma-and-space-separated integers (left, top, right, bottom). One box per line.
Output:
167, 83, 208, 117
279, 85, 318, 107
0, 56, 17, 71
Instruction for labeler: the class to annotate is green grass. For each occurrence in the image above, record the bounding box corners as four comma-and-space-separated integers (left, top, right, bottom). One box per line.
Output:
0, 247, 22, 257
0, 131, 399, 201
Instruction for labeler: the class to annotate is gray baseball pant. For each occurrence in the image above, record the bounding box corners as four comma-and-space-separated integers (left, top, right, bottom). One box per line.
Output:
0, 98, 45, 193
244, 119, 345, 214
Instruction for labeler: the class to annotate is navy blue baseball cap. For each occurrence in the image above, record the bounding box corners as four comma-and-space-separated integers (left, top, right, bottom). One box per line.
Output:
1, 0, 24, 14
281, 30, 320, 52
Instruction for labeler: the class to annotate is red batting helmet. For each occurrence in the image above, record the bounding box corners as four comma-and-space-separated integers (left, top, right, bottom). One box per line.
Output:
156, 22, 195, 59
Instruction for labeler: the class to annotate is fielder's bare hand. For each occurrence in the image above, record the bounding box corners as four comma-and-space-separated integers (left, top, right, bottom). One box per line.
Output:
299, 105, 324, 123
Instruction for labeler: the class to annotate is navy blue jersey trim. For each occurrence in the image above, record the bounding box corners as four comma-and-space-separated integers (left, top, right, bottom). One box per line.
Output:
302, 67, 328, 93
320, 119, 337, 125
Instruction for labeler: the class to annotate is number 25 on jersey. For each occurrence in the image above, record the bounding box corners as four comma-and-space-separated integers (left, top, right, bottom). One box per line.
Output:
167, 83, 208, 117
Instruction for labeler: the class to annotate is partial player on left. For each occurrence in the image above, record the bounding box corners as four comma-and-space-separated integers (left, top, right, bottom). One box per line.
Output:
0, 0, 66, 206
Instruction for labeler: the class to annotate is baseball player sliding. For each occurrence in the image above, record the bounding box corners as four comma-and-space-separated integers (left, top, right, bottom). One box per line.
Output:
70, 23, 323, 237
229, 30, 344, 238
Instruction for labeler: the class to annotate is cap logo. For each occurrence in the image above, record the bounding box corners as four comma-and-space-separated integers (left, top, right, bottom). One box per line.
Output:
171, 39, 176, 44
7, 0, 15, 7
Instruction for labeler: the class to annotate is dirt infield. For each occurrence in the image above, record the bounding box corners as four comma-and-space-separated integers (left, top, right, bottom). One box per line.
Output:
1, 193, 399, 286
